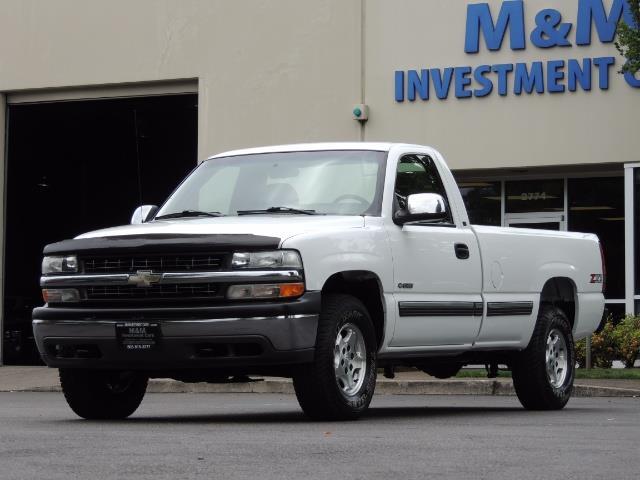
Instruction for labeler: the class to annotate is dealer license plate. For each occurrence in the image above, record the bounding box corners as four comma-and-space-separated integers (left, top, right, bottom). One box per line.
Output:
116, 322, 162, 351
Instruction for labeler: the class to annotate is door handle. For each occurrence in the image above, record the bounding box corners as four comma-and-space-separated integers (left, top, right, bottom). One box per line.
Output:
454, 243, 470, 260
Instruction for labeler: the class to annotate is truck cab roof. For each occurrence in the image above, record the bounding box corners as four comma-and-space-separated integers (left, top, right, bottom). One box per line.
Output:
207, 142, 432, 160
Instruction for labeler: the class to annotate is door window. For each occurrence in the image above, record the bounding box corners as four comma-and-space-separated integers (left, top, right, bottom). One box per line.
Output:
394, 154, 453, 224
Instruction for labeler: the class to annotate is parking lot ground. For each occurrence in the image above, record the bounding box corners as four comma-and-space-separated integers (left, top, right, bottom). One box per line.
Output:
0, 392, 638, 480
2, 366, 640, 397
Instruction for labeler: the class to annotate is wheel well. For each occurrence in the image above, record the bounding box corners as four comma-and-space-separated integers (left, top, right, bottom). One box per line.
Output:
321, 271, 385, 348
541, 277, 576, 330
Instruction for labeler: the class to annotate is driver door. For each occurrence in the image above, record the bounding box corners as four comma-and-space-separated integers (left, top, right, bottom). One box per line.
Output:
387, 154, 483, 348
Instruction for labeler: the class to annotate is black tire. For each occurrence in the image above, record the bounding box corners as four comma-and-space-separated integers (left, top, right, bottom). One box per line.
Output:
293, 294, 377, 420
59, 369, 148, 420
512, 306, 575, 410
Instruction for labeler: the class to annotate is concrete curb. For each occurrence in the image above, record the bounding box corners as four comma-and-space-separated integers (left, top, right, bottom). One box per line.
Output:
572, 384, 640, 398
11, 378, 640, 397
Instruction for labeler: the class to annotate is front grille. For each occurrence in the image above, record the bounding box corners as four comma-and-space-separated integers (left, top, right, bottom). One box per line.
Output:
85, 283, 220, 300
83, 253, 227, 274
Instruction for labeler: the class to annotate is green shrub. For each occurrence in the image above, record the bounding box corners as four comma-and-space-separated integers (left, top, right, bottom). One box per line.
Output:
575, 320, 617, 369
575, 338, 586, 367
612, 315, 640, 368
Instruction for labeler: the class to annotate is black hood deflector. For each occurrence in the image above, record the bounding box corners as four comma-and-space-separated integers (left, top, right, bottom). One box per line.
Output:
43, 234, 281, 256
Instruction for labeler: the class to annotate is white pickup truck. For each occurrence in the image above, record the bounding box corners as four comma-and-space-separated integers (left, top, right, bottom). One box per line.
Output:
33, 143, 605, 420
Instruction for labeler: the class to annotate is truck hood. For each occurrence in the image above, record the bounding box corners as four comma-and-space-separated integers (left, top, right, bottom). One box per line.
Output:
43, 215, 365, 256
76, 215, 365, 241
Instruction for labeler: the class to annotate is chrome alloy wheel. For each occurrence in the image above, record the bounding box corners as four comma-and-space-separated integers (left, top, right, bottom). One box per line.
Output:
334, 323, 367, 396
546, 328, 568, 388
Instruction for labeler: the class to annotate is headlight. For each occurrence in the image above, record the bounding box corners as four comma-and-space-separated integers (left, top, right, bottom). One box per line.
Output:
227, 282, 305, 300
231, 250, 302, 269
42, 288, 80, 303
42, 255, 78, 274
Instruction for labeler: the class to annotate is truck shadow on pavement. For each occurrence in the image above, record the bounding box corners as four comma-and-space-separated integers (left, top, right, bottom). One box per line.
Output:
56, 405, 599, 424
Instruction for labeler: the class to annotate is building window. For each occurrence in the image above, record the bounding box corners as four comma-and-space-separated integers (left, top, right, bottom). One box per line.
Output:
606, 304, 627, 322
457, 181, 501, 226
505, 179, 564, 213
568, 177, 624, 300
635, 169, 640, 296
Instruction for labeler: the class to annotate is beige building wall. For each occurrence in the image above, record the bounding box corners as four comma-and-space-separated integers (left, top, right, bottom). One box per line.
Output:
0, 0, 363, 160
0, 0, 637, 168
365, 0, 640, 170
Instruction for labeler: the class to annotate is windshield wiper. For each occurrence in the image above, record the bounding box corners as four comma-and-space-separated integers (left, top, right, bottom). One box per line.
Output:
237, 206, 318, 215
154, 210, 224, 220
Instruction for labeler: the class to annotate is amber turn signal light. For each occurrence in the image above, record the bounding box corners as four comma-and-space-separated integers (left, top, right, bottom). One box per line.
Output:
278, 282, 305, 298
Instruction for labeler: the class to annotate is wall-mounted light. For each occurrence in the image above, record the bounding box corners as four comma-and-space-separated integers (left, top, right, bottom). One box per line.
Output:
352, 104, 369, 122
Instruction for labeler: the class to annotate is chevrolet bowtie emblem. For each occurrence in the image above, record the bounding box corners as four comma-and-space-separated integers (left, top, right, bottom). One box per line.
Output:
128, 270, 162, 287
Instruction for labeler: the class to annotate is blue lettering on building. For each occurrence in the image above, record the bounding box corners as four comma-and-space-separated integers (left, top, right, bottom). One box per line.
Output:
514, 62, 544, 95
530, 9, 572, 48
396, 0, 639, 102
473, 65, 493, 96
407, 70, 429, 101
464, 0, 525, 53
576, 0, 634, 45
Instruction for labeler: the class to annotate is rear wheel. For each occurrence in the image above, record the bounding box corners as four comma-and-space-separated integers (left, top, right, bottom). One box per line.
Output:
293, 294, 377, 420
512, 306, 575, 410
59, 369, 148, 420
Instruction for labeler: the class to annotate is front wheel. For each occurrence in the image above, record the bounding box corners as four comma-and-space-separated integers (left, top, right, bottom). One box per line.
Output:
293, 294, 377, 420
59, 369, 148, 420
512, 306, 575, 410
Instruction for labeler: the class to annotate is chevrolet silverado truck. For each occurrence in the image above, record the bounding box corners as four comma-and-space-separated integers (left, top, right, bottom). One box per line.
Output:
33, 143, 605, 420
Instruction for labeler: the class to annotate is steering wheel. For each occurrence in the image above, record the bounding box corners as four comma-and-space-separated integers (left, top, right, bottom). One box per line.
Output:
333, 194, 370, 210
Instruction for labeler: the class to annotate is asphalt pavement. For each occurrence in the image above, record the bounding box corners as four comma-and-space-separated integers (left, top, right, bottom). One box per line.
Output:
2, 366, 640, 397
0, 392, 638, 480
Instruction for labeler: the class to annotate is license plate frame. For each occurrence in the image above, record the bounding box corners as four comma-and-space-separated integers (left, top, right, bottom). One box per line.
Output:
115, 322, 162, 352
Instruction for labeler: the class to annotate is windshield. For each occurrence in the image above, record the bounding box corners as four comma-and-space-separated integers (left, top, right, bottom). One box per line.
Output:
155, 150, 387, 218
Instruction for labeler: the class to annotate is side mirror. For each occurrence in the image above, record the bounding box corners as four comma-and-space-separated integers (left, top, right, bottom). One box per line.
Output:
393, 193, 448, 226
131, 205, 158, 224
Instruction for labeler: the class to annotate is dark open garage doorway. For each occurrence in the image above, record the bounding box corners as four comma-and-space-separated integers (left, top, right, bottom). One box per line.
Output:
3, 93, 198, 364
